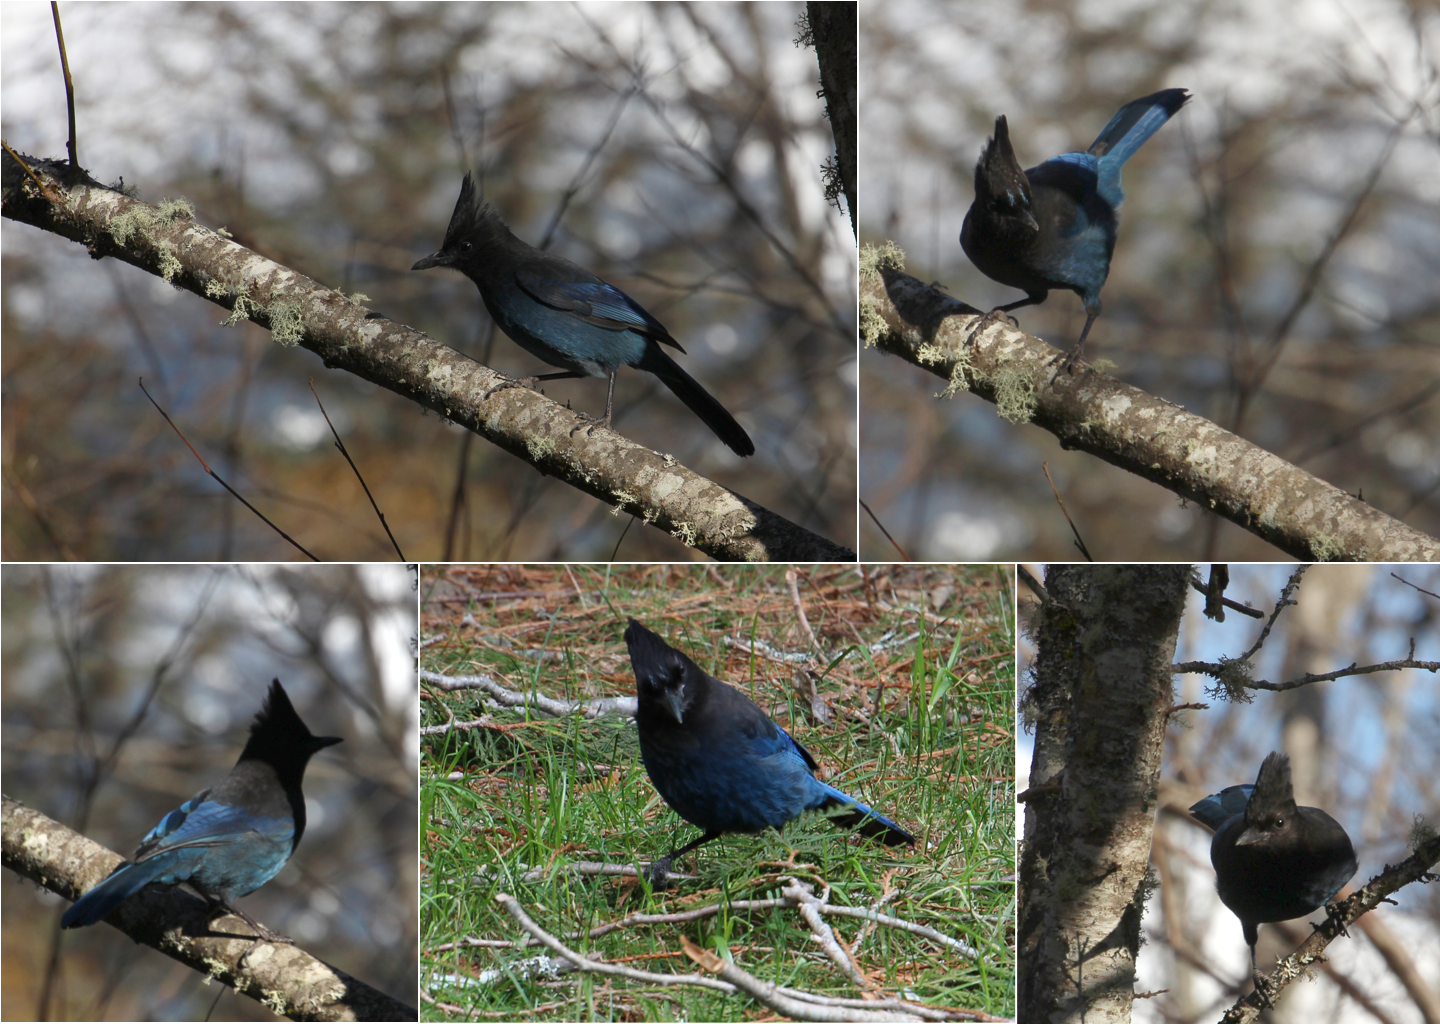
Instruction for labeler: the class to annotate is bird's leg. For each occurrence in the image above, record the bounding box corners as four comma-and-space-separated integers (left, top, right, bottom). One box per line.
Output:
483, 369, 584, 401
568, 370, 618, 439
1247, 943, 1276, 1008
1058, 306, 1102, 373
643, 830, 722, 891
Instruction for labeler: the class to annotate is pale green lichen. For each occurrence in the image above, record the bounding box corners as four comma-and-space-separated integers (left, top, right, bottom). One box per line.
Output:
859, 294, 887, 349
222, 294, 263, 327
992, 367, 1037, 423
915, 343, 948, 367
859, 240, 905, 278
348, 292, 371, 304
215, 226, 234, 239
155, 198, 195, 221
267, 300, 305, 346
611, 491, 637, 514
154, 242, 183, 283
1310, 535, 1344, 561
671, 521, 697, 546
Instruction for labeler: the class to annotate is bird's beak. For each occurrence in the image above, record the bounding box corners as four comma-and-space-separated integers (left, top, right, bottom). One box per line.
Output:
1232, 828, 1263, 848
663, 688, 685, 725
411, 251, 446, 271
1022, 209, 1040, 232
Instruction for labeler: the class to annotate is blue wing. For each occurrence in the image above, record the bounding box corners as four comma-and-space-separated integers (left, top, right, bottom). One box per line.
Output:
514, 270, 684, 351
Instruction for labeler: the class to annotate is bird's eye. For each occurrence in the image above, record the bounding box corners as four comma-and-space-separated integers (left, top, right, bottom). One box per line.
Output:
460, 241, 472, 253
1273, 817, 1284, 828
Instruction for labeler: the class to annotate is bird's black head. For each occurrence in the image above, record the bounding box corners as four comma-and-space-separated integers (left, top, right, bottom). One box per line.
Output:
411, 171, 513, 273
240, 679, 343, 781
625, 618, 703, 726
1235, 751, 1299, 847
973, 115, 1038, 231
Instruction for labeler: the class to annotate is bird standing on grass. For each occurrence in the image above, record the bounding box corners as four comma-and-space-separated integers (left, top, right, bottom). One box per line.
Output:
61, 679, 342, 942
625, 617, 913, 889
961, 88, 1190, 370
412, 173, 755, 457
1189, 751, 1357, 1003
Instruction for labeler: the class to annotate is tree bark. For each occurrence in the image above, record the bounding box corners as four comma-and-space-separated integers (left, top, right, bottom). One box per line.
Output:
1018, 564, 1191, 1024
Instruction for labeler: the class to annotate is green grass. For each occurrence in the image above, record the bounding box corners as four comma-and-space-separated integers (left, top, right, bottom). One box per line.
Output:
420, 565, 1016, 1021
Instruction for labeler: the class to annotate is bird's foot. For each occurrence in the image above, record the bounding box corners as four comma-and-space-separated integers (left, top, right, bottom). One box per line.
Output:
216, 902, 293, 945
1050, 342, 1087, 375
567, 410, 613, 440
964, 306, 1020, 346
1322, 899, 1352, 938
642, 856, 673, 891
1249, 967, 1277, 1008
483, 374, 544, 401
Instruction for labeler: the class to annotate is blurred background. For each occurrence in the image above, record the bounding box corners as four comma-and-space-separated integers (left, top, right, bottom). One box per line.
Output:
2, 2, 857, 561
1019, 564, 1440, 1022
860, 0, 1440, 560
1, 563, 418, 1021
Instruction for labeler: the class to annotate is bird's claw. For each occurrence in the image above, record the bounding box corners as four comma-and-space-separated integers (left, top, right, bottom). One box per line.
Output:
1322, 899, 1352, 938
483, 374, 544, 401
964, 307, 1019, 346
642, 857, 673, 891
567, 410, 615, 439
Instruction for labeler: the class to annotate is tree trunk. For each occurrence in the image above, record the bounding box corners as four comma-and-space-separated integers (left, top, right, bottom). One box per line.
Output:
1018, 564, 1191, 1023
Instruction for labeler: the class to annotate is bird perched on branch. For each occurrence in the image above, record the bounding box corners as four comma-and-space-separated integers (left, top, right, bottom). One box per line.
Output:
625, 618, 913, 889
1189, 751, 1357, 1002
60, 679, 342, 942
960, 88, 1190, 370
412, 173, 754, 457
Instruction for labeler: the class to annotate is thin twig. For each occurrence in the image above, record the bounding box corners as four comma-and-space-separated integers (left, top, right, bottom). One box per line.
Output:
309, 379, 405, 561
139, 379, 318, 561
861, 498, 911, 560
1042, 461, 1091, 561
51, 2, 78, 169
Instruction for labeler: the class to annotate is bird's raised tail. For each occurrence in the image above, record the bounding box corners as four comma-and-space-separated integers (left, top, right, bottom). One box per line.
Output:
634, 347, 755, 457
1088, 88, 1191, 167
1188, 783, 1255, 832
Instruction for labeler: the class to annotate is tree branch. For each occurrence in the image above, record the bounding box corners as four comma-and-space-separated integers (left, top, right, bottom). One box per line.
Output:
860, 246, 1440, 562
2, 795, 416, 1023
1219, 829, 1440, 1022
2, 154, 854, 562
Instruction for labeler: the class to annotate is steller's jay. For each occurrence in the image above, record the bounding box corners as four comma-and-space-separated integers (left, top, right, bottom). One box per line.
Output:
960, 88, 1190, 371
1189, 751, 1357, 1001
625, 618, 914, 889
412, 174, 755, 457
60, 679, 342, 942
